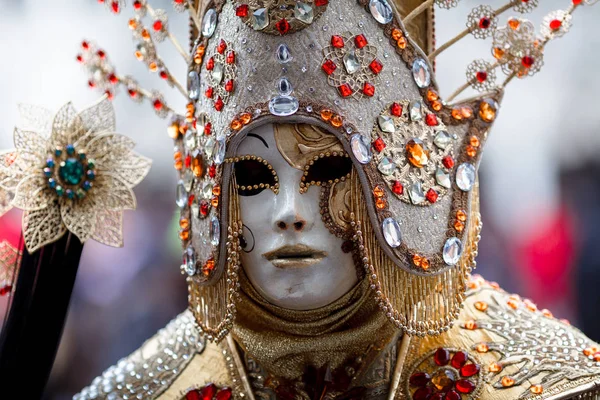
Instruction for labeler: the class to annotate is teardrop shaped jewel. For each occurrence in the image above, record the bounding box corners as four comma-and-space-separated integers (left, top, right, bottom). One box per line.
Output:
435, 168, 451, 188
350, 134, 372, 164
382, 217, 402, 248
443, 237, 463, 266
377, 157, 396, 175
176, 181, 188, 208
204, 137, 216, 158
434, 131, 451, 149
277, 77, 293, 95
183, 169, 194, 192
276, 43, 293, 64
294, 2, 314, 24
409, 100, 422, 121
210, 216, 220, 246
412, 58, 431, 89
183, 245, 197, 276
252, 8, 269, 30
202, 8, 218, 38
201, 181, 214, 199
408, 181, 425, 204
343, 51, 361, 74
185, 131, 197, 150
214, 137, 226, 165
188, 71, 200, 100
212, 63, 224, 83
269, 95, 299, 116
378, 115, 395, 133
456, 163, 476, 191
369, 0, 393, 24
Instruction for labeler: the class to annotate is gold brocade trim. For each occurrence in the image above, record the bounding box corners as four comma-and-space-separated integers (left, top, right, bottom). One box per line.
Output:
0, 241, 20, 289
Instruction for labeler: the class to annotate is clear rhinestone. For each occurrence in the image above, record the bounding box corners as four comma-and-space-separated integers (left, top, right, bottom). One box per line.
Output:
204, 137, 216, 158
294, 2, 314, 24
176, 181, 187, 208
252, 8, 269, 30
343, 51, 361, 74
210, 216, 220, 246
412, 58, 431, 88
378, 115, 395, 133
202, 9, 217, 38
201, 181, 214, 199
188, 71, 200, 100
443, 237, 463, 265
183, 246, 196, 276
277, 77, 293, 95
408, 182, 425, 204
182, 169, 194, 192
214, 137, 226, 165
409, 100, 422, 121
377, 157, 396, 175
350, 134, 372, 164
190, 197, 199, 218
369, 0, 393, 24
211, 63, 224, 83
434, 131, 451, 149
268, 95, 299, 116
435, 168, 451, 188
276, 43, 293, 64
185, 131, 197, 149
456, 163, 476, 191
382, 217, 402, 248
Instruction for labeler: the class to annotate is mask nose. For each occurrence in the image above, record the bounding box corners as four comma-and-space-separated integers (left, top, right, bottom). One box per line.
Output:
275, 218, 307, 232
271, 171, 314, 234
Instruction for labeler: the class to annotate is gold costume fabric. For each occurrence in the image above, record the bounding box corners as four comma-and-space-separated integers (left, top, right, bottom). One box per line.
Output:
232, 271, 397, 380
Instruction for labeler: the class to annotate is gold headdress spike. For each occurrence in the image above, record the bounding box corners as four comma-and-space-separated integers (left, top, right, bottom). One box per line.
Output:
78, 0, 597, 340
0, 97, 151, 253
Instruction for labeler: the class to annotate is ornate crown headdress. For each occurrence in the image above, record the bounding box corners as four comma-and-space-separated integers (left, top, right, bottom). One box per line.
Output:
78, 0, 596, 340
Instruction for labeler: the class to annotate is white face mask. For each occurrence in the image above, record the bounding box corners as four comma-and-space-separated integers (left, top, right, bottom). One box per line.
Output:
234, 123, 358, 310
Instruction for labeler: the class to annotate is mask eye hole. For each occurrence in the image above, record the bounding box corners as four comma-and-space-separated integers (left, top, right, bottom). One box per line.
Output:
229, 155, 278, 196
301, 152, 352, 192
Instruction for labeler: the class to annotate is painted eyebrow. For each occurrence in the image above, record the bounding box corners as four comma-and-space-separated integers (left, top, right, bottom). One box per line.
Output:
246, 132, 269, 148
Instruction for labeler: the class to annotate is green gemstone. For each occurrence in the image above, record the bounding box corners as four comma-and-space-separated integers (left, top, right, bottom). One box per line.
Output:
55, 185, 64, 197
59, 158, 85, 185
76, 188, 86, 199
87, 159, 95, 169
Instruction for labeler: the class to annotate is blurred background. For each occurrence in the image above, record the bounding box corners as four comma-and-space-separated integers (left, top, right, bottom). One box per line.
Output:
0, 0, 599, 398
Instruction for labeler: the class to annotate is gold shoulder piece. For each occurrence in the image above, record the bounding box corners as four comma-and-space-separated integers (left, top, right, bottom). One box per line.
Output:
397, 276, 600, 400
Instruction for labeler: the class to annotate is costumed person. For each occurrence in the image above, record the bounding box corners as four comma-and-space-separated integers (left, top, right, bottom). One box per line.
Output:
2, 0, 600, 399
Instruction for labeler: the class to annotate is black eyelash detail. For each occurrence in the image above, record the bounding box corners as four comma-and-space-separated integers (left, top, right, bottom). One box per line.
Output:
225, 155, 279, 196
299, 152, 352, 193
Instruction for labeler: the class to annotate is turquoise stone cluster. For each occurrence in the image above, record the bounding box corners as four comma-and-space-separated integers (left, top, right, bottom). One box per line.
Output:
43, 143, 95, 199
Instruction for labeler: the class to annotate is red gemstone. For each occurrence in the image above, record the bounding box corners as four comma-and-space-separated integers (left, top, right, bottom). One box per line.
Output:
153, 20, 163, 31
425, 114, 438, 126
322, 60, 337, 75
392, 181, 403, 195
521, 56, 534, 68
442, 156, 454, 169
434, 347, 450, 366
204, 122, 212, 136
276, 18, 290, 35
153, 99, 163, 110
205, 87, 214, 99
445, 390, 461, 400
81, 41, 90, 50
111, 1, 120, 13
373, 137, 386, 152
460, 363, 480, 377
390, 103, 403, 117
88, 80, 95, 88
76, 54, 83, 63
200, 383, 217, 400
133, 0, 142, 10
354, 34, 368, 49
409, 372, 431, 387
456, 379, 476, 394
206, 57, 215, 70
214, 97, 224, 111
413, 387, 433, 400
209, 164, 217, 178
314, 0, 328, 6
338, 83, 353, 97
185, 154, 192, 168
362, 82, 375, 97
236, 4, 249, 17
105, 90, 114, 100
185, 389, 201, 400
549, 19, 562, 31
476, 71, 487, 83
188, 194, 196, 208
224, 80, 234, 92
0, 285, 12, 296
331, 35, 345, 48
200, 201, 210, 217
369, 59, 383, 75
159, 70, 168, 80
128, 89, 138, 98
97, 50, 106, 59
479, 17, 491, 29
217, 39, 227, 54
426, 189, 438, 203
216, 388, 232, 400
226, 51, 236, 64
108, 73, 118, 84
573, 0, 583, 4
451, 350, 468, 369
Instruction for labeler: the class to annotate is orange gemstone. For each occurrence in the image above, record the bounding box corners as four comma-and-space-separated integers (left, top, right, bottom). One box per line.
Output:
168, 123, 180, 139
427, 90, 439, 102
405, 138, 429, 168
420, 258, 430, 270
501, 376, 515, 387
493, 47, 505, 60
179, 230, 190, 241
391, 28, 403, 41
194, 45, 205, 64
524, 299, 537, 312
507, 299, 519, 309
192, 155, 204, 177
583, 346, 599, 356
128, 18, 137, 29
373, 186, 385, 198
212, 185, 221, 196
456, 210, 467, 221
466, 145, 477, 158
479, 99, 497, 123
174, 160, 183, 170
203, 259, 215, 276
432, 101, 442, 112
134, 50, 144, 60
489, 362, 503, 373
230, 119, 242, 130
593, 353, 600, 362
454, 220, 465, 232
331, 115, 343, 128
474, 301, 488, 312
149, 62, 158, 72
470, 136, 480, 147
180, 218, 190, 229
465, 320, 477, 330
211, 197, 219, 207
489, 281, 500, 289
375, 198, 387, 209
541, 309, 554, 318
476, 343, 489, 353
461, 106, 474, 119
141, 29, 150, 40
530, 385, 543, 395
396, 37, 407, 49
240, 113, 252, 125
452, 108, 463, 120
320, 109, 333, 121
508, 18, 520, 30
412, 254, 422, 267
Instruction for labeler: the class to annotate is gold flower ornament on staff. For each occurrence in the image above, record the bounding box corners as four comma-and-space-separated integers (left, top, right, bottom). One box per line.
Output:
0, 97, 151, 253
